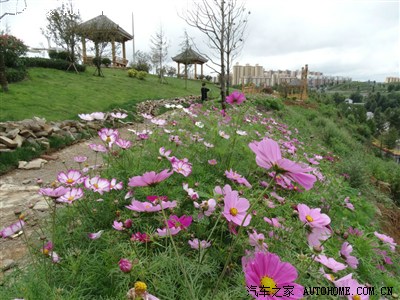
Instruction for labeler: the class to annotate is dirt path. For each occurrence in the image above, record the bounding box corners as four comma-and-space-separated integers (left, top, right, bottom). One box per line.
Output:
0, 123, 148, 277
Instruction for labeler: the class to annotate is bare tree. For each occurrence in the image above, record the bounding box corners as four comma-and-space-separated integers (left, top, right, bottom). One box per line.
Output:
179, 29, 193, 89
182, 0, 249, 108
42, 0, 81, 64
150, 26, 169, 83
0, 0, 27, 20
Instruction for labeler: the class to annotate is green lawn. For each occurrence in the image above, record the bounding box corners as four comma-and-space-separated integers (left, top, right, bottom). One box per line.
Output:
0, 67, 205, 122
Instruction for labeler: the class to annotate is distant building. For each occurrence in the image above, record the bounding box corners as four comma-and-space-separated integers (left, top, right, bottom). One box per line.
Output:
385, 77, 400, 83
232, 63, 351, 87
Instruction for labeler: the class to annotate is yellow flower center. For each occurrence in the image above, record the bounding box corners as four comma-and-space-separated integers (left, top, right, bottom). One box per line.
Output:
353, 295, 361, 300
106, 136, 111, 142
230, 207, 238, 216
68, 196, 74, 201
93, 183, 99, 189
306, 215, 314, 222
260, 276, 277, 295
134, 281, 147, 295
66, 179, 74, 184
43, 249, 49, 255
328, 274, 335, 281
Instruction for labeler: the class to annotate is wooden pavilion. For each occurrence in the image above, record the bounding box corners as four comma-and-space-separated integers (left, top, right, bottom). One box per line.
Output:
172, 47, 208, 79
77, 14, 133, 68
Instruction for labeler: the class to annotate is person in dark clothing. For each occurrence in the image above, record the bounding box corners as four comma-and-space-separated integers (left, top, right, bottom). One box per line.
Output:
201, 82, 210, 101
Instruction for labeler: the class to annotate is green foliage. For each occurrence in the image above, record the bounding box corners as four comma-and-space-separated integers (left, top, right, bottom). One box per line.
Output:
0, 142, 45, 174
22, 57, 86, 72
127, 68, 137, 78
5, 67, 27, 83
137, 71, 148, 80
48, 50, 70, 61
0, 34, 28, 68
251, 95, 284, 111
101, 57, 111, 67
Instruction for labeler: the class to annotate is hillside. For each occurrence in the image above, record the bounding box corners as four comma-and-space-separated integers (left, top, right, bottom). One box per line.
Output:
0, 67, 204, 122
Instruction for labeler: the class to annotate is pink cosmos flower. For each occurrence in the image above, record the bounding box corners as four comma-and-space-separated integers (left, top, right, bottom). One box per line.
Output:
39, 186, 68, 199
115, 138, 132, 149
204, 142, 214, 148
226, 90, 246, 105
57, 187, 84, 204
156, 226, 181, 236
218, 130, 230, 139
84, 176, 110, 194
263, 217, 283, 229
243, 252, 304, 299
208, 159, 217, 165
112, 220, 124, 231
109, 178, 123, 190
297, 203, 331, 228
128, 170, 173, 187
141, 113, 153, 119
248, 230, 268, 252
171, 157, 192, 177
126, 199, 177, 212
348, 226, 363, 236
307, 226, 332, 248
126, 282, 160, 300
270, 191, 285, 203
315, 255, 347, 273
374, 231, 396, 252
151, 118, 167, 126
225, 169, 252, 188
88, 230, 104, 240
222, 185, 251, 227
119, 258, 132, 273
89, 143, 108, 153
159, 147, 172, 158
91, 112, 105, 120
183, 183, 199, 200
166, 215, 192, 230
339, 242, 359, 269
188, 238, 211, 250
78, 113, 94, 121
0, 220, 25, 238
131, 232, 150, 243
334, 274, 370, 300
248, 138, 317, 190
146, 195, 168, 202
110, 112, 128, 119
194, 198, 217, 217
57, 169, 83, 186
41, 241, 60, 263
74, 156, 87, 163
98, 128, 119, 147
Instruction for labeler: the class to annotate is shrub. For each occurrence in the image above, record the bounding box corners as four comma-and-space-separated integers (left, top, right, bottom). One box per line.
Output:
22, 57, 86, 72
0, 34, 28, 68
102, 58, 111, 67
91, 57, 101, 67
137, 71, 147, 80
127, 69, 137, 78
48, 50, 70, 61
5, 67, 27, 83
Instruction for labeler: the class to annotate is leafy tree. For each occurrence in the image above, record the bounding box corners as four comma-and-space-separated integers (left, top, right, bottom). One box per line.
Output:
349, 92, 363, 103
0, 34, 28, 92
166, 66, 177, 77
332, 92, 345, 105
42, 0, 81, 63
150, 26, 169, 83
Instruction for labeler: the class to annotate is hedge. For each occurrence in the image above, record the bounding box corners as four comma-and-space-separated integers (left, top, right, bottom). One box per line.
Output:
22, 57, 86, 72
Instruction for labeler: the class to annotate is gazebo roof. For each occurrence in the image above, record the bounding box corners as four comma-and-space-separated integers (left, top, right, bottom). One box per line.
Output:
172, 47, 208, 64
77, 14, 133, 42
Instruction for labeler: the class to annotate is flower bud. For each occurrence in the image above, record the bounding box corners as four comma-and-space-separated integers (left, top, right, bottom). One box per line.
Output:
119, 258, 132, 273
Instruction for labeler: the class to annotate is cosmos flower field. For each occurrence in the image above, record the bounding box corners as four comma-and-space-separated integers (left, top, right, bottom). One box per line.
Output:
1, 93, 399, 299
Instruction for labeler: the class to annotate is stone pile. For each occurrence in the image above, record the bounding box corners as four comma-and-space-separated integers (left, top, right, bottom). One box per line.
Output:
0, 117, 93, 153
136, 96, 199, 116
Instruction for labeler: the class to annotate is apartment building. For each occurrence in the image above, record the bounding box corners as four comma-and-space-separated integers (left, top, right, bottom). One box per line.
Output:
385, 77, 400, 83
232, 63, 351, 87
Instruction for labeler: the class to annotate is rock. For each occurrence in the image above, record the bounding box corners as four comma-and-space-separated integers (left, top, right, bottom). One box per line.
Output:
18, 158, 48, 170
40, 154, 59, 161
22, 179, 32, 185
0, 136, 18, 148
6, 128, 20, 139
1, 259, 16, 271
35, 131, 49, 137
0, 148, 14, 152
33, 200, 50, 211
20, 129, 37, 138
13, 134, 24, 148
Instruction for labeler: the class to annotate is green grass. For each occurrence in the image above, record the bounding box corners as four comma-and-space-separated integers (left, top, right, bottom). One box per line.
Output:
0, 67, 205, 122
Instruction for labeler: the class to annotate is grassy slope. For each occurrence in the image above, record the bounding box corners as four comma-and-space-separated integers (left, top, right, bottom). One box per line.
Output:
0, 67, 203, 122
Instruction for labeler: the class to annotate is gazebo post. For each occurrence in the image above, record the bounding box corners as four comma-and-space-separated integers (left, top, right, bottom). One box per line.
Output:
82, 37, 87, 64
201, 64, 204, 77
111, 38, 116, 66
122, 41, 126, 64
177, 63, 180, 77
194, 63, 197, 79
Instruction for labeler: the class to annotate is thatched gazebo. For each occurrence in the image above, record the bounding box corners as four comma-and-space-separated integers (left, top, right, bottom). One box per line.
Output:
77, 14, 133, 67
172, 47, 208, 79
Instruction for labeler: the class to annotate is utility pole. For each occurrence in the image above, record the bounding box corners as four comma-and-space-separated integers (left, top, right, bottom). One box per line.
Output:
132, 13, 135, 64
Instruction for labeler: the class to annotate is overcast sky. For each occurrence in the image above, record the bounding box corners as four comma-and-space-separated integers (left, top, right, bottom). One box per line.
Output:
1, 0, 399, 82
